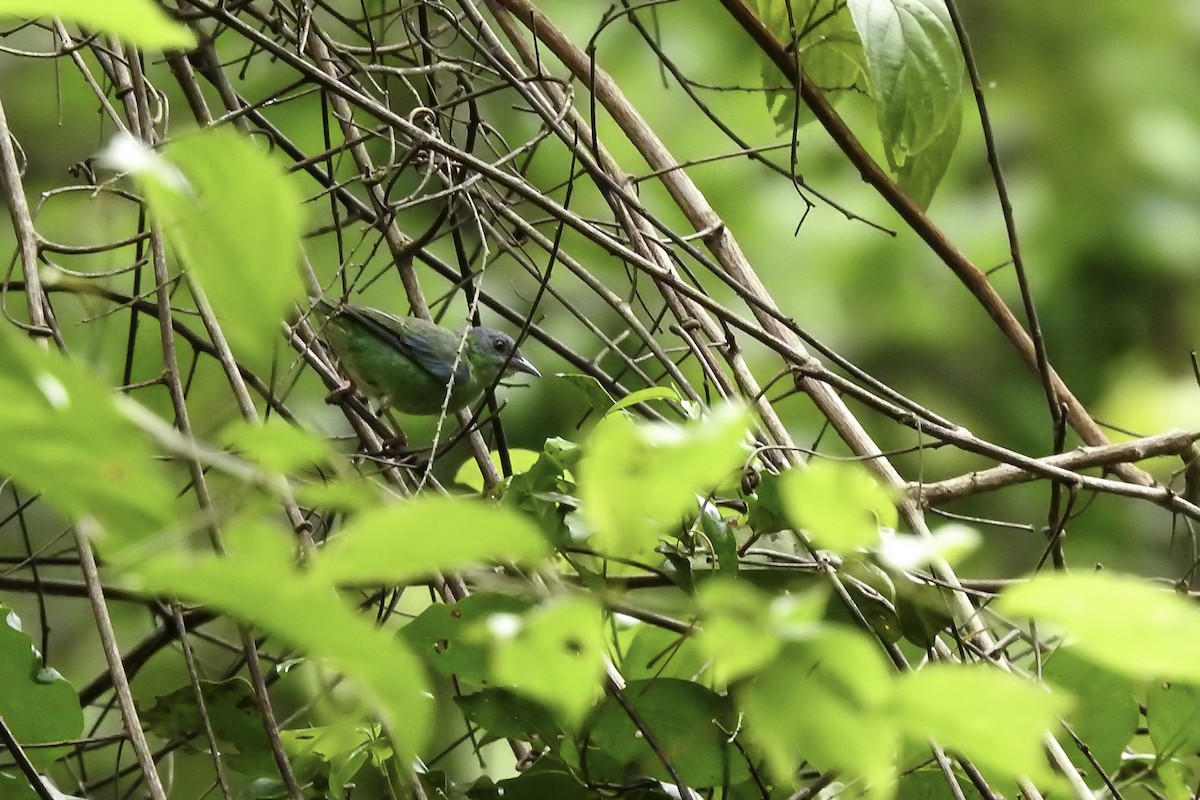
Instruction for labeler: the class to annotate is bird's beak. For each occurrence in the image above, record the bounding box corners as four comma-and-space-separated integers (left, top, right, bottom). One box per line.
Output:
507, 353, 541, 378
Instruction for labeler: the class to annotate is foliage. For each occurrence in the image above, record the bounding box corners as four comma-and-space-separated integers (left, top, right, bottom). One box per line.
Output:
1, 1, 1200, 800
755, 0, 964, 207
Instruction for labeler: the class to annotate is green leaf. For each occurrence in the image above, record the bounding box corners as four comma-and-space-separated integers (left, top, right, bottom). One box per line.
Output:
0, 606, 83, 767
893, 577, 955, 649
1157, 760, 1197, 800
846, 0, 963, 166
741, 629, 898, 795
696, 580, 781, 684
620, 624, 707, 683
454, 689, 564, 749
498, 438, 580, 544
995, 571, 1200, 683
754, 0, 869, 131
0, 773, 42, 800
557, 373, 616, 412
697, 581, 828, 685
0, 773, 85, 800
489, 596, 607, 726
894, 665, 1067, 785
754, 0, 963, 205
0, 324, 178, 546
580, 401, 752, 558
284, 722, 391, 800
781, 460, 897, 554
402, 594, 532, 683
894, 98, 962, 208
293, 477, 384, 513
699, 504, 739, 574
125, 519, 433, 761
475, 758, 596, 800
141, 678, 270, 757
1147, 682, 1200, 759
309, 496, 550, 586
455, 449, 542, 492
118, 127, 305, 366
742, 469, 792, 535
842, 563, 903, 644
1042, 647, 1137, 775
586, 679, 746, 787
0, 0, 196, 48
608, 386, 681, 415
219, 418, 336, 475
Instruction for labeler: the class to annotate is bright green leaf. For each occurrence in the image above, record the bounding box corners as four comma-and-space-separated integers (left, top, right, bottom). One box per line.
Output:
696, 580, 781, 684
284, 722, 391, 800
498, 438, 580, 544
489, 596, 607, 726
309, 496, 550, 586
781, 460, 897, 553
219, 418, 335, 475
0, 0, 196, 49
894, 665, 1066, 785
699, 504, 739, 574
0, 324, 179, 546
846, 0, 963, 165
996, 571, 1200, 683
293, 477, 383, 513
125, 520, 433, 761
581, 401, 752, 558
697, 579, 830, 684
741, 630, 898, 795
455, 449, 542, 492
114, 127, 305, 366
608, 385, 681, 415
1157, 758, 1196, 800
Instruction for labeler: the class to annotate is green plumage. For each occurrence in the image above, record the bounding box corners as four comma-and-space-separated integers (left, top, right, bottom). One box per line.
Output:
310, 299, 540, 415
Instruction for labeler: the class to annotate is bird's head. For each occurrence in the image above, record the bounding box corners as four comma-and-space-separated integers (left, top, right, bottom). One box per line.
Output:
465, 327, 541, 383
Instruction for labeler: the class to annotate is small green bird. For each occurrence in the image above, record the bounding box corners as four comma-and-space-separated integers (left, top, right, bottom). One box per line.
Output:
310, 298, 540, 416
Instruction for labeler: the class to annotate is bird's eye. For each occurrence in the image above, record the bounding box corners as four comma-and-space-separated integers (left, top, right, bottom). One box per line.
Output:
491, 337, 509, 353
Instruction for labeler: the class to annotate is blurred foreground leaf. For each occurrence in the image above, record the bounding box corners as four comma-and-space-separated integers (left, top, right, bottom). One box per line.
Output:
0, 0, 195, 48
997, 571, 1200, 683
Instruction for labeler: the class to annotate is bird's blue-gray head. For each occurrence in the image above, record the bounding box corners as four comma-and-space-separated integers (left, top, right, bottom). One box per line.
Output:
464, 327, 540, 385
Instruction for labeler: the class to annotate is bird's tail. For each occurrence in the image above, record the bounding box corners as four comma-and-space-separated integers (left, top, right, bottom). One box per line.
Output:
307, 296, 340, 320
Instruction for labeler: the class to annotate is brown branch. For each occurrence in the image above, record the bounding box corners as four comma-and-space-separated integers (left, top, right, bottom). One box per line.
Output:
913, 430, 1200, 507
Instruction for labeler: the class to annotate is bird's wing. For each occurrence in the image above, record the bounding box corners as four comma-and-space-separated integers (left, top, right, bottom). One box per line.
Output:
350, 306, 470, 386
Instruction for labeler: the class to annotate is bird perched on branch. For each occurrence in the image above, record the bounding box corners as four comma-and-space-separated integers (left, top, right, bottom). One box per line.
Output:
309, 298, 540, 416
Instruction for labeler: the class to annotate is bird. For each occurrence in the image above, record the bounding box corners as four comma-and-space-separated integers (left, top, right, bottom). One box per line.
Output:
308, 298, 540, 416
